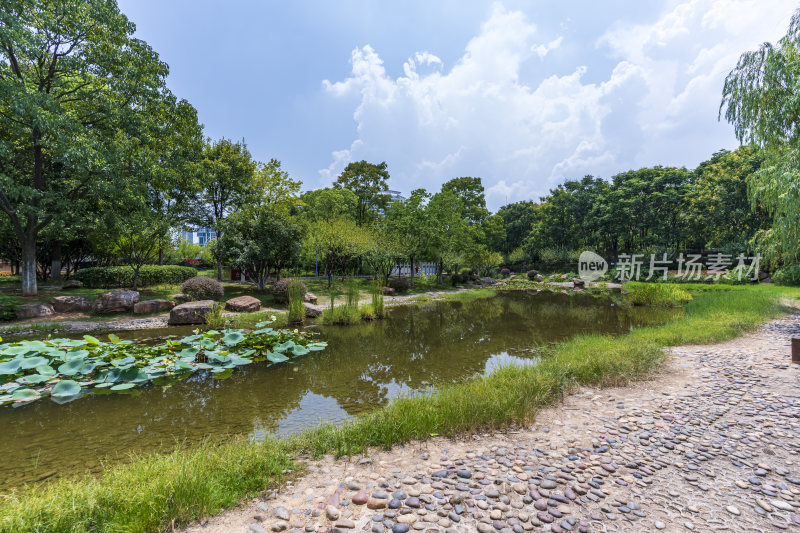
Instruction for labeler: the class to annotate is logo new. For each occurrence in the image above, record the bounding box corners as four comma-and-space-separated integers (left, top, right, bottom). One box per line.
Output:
578, 251, 608, 282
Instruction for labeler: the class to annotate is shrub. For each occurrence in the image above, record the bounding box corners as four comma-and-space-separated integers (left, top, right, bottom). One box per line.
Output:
75, 265, 197, 288
527, 270, 539, 280
0, 303, 15, 321
181, 276, 224, 301
271, 278, 307, 303
774, 265, 800, 286
451, 273, 467, 285
500, 268, 511, 278
321, 304, 362, 325
388, 277, 410, 293
624, 282, 692, 307
287, 280, 306, 324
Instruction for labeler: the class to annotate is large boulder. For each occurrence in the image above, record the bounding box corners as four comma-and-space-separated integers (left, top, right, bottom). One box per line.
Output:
61, 280, 84, 290
303, 303, 324, 318
479, 277, 494, 285
133, 299, 176, 314
572, 278, 586, 288
15, 302, 55, 319
92, 290, 140, 314
169, 300, 217, 325
171, 293, 191, 302
304, 292, 318, 305
51, 295, 91, 313
382, 286, 395, 296
225, 295, 261, 312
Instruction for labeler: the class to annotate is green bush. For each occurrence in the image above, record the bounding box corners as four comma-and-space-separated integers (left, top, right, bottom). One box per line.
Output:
181, 276, 224, 301
74, 266, 197, 288
0, 303, 15, 321
774, 265, 800, 286
624, 282, 693, 307
271, 278, 306, 304
388, 277, 409, 293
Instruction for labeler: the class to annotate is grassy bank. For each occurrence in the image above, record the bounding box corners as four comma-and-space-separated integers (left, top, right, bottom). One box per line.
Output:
1, 284, 797, 532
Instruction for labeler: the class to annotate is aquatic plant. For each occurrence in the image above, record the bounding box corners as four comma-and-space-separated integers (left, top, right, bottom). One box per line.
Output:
0, 321, 326, 407
287, 280, 306, 324
624, 282, 692, 307
371, 282, 385, 319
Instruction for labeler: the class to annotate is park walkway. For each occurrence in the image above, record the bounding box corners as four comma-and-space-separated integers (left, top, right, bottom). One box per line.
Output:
185, 315, 800, 533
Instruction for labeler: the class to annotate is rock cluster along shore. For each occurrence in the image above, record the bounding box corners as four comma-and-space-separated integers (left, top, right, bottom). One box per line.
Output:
192, 316, 800, 533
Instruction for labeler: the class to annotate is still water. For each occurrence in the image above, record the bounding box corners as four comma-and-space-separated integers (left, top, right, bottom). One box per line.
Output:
0, 291, 676, 488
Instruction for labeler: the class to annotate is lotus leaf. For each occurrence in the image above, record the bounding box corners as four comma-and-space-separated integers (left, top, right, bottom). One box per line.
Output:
111, 356, 135, 367
108, 334, 121, 344
109, 383, 136, 391
50, 380, 81, 397
17, 374, 51, 384
36, 365, 56, 376
273, 341, 295, 352
266, 352, 289, 363
57, 359, 85, 376
178, 348, 199, 360
290, 345, 310, 356
83, 335, 101, 345
0, 360, 21, 375
12, 388, 40, 401
19, 356, 49, 369
65, 350, 90, 361
222, 332, 245, 346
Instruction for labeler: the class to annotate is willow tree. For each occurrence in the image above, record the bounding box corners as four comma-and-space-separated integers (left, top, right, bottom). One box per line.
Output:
720, 9, 800, 265
0, 0, 196, 295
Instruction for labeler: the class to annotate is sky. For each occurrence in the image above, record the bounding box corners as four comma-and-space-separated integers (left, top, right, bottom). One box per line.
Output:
118, 0, 797, 211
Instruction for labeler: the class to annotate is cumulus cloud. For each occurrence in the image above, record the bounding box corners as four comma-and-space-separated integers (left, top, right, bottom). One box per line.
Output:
321, 1, 796, 209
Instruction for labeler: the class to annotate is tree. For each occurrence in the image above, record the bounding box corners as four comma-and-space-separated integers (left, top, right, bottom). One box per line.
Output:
497, 201, 538, 254
0, 0, 195, 295
441, 177, 489, 224
192, 138, 257, 280
385, 189, 430, 286
298, 188, 359, 222
333, 160, 390, 225
113, 219, 162, 291
364, 230, 402, 285
426, 190, 470, 283
306, 217, 370, 287
720, 8, 800, 265
253, 159, 302, 208
215, 206, 302, 291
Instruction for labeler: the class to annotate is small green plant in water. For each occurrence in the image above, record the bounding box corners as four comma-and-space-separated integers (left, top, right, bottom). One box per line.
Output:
625, 282, 692, 307
287, 280, 305, 325
204, 302, 226, 330
371, 282, 385, 319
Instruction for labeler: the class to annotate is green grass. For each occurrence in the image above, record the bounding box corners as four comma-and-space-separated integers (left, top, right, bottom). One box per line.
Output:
321, 304, 362, 325
624, 282, 693, 307
1, 284, 797, 532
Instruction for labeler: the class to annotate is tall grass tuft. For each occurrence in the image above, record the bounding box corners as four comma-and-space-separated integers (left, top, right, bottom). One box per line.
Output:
287, 280, 305, 324
371, 282, 385, 319
624, 282, 692, 307
321, 304, 361, 325
203, 302, 226, 330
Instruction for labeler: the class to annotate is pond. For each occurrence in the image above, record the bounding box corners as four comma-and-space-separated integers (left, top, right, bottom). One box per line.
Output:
0, 291, 677, 489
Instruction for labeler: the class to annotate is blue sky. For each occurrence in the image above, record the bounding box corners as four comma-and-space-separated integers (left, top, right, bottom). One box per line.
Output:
118, 0, 797, 210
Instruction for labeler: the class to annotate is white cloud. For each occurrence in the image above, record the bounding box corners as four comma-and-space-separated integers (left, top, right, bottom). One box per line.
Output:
322, 1, 796, 209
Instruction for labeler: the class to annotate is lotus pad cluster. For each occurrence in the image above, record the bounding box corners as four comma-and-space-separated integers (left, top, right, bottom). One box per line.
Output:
0, 321, 326, 407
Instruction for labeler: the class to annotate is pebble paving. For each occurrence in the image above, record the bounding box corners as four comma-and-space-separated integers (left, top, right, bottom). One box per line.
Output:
185, 316, 800, 533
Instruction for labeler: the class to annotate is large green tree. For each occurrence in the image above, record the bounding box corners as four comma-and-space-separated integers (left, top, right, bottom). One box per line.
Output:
192, 138, 257, 280
333, 160, 390, 225
720, 8, 800, 264
0, 0, 198, 295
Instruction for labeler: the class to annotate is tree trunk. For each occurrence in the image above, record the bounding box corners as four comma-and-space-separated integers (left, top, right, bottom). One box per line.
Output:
51, 240, 62, 281
409, 256, 415, 287
158, 244, 164, 266
21, 237, 37, 296
132, 267, 140, 291
217, 260, 223, 281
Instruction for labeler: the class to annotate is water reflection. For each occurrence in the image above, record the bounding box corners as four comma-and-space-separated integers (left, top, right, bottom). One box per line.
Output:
0, 291, 677, 488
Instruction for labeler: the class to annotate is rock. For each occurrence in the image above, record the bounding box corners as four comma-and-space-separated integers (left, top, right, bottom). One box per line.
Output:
92, 290, 140, 314
572, 278, 585, 288
326, 506, 340, 520
250, 524, 265, 533
726, 506, 740, 515
61, 280, 83, 289
382, 287, 395, 296
225, 295, 261, 312
133, 299, 175, 314
536, 274, 543, 282
479, 277, 494, 285
172, 293, 191, 302
304, 303, 324, 318
274, 506, 290, 521
352, 492, 369, 505
272, 522, 288, 532
50, 295, 91, 313
168, 300, 217, 325
334, 519, 355, 529
367, 498, 388, 509
15, 302, 55, 319
304, 292, 318, 304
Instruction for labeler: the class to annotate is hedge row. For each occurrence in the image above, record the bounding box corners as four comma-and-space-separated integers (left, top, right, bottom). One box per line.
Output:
74, 266, 197, 288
